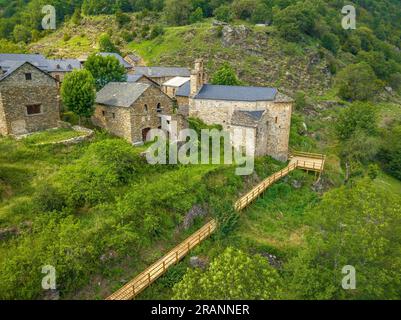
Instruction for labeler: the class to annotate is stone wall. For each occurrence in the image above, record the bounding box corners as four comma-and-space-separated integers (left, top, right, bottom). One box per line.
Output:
92, 85, 176, 144
130, 85, 175, 143
189, 98, 292, 162
92, 105, 132, 141
0, 63, 60, 136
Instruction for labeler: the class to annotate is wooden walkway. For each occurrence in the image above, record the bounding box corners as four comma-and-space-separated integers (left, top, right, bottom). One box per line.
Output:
106, 151, 325, 300
106, 220, 218, 300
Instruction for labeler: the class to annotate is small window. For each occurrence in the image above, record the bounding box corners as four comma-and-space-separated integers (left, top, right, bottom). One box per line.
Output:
157, 103, 162, 113
102, 110, 106, 117
26, 104, 41, 115
144, 104, 148, 113
55, 75, 60, 81
112, 113, 116, 119
25, 73, 32, 81
275, 117, 278, 124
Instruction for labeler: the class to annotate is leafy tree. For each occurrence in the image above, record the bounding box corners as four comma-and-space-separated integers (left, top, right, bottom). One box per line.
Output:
173, 247, 282, 299
336, 102, 378, 140
71, 7, 82, 25
12, 24, 31, 43
232, 0, 258, 20
61, 69, 96, 124
294, 91, 307, 110
189, 7, 204, 24
251, 1, 272, 24
274, 1, 318, 42
335, 62, 382, 101
115, 10, 131, 28
286, 180, 401, 300
321, 33, 340, 54
341, 34, 361, 55
164, 0, 191, 26
211, 63, 241, 86
84, 54, 127, 90
379, 124, 401, 180
98, 33, 120, 54
214, 4, 233, 22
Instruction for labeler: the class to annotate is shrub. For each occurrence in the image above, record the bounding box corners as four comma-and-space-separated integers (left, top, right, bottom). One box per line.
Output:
189, 7, 204, 24
321, 33, 340, 54
149, 25, 165, 40
335, 62, 382, 101
214, 5, 233, 22
211, 63, 241, 86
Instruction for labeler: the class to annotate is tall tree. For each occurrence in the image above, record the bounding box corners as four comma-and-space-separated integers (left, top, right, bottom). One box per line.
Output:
211, 63, 242, 86
98, 33, 120, 54
84, 54, 127, 90
61, 69, 96, 124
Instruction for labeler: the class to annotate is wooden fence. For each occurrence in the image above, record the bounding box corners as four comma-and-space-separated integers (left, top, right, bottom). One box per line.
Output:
106, 219, 218, 300
106, 151, 326, 300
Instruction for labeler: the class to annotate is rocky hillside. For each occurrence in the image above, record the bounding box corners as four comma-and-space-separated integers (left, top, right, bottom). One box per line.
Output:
28, 16, 333, 96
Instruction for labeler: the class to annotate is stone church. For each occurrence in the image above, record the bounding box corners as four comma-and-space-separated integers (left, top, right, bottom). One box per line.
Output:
174, 59, 293, 162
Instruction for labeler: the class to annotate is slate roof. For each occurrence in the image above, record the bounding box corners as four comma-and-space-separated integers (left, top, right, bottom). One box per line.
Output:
0, 53, 49, 70
126, 74, 144, 83
0, 54, 81, 73
99, 53, 133, 69
195, 84, 278, 102
176, 80, 191, 97
95, 82, 150, 108
163, 76, 190, 87
133, 66, 190, 78
231, 110, 266, 127
0, 61, 56, 82
46, 59, 81, 72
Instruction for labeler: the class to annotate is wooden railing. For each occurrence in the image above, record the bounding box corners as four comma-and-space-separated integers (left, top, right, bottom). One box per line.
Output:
290, 150, 326, 160
234, 163, 297, 211
106, 220, 218, 300
106, 151, 326, 300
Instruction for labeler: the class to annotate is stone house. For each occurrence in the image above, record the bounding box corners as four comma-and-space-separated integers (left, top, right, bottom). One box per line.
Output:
127, 74, 160, 86
131, 67, 191, 85
0, 61, 60, 136
162, 77, 190, 98
92, 82, 184, 145
180, 59, 293, 162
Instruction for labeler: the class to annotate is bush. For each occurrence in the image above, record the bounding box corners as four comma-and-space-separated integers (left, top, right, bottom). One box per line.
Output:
214, 5, 233, 22
211, 63, 241, 86
335, 62, 382, 101
321, 33, 340, 54
189, 7, 204, 24
55, 139, 141, 207
149, 25, 165, 40
336, 102, 378, 140
294, 91, 307, 110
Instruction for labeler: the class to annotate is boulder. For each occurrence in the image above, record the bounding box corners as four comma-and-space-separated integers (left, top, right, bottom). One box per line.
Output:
189, 256, 209, 270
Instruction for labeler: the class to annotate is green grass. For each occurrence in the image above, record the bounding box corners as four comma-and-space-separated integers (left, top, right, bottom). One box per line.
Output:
23, 128, 84, 145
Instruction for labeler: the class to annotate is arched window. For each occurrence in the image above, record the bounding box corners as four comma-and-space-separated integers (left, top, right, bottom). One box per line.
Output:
144, 104, 148, 113
157, 103, 162, 113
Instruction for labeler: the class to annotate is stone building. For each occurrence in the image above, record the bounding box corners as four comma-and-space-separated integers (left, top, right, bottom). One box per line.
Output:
0, 53, 81, 85
162, 77, 190, 98
0, 62, 60, 136
131, 67, 190, 85
127, 74, 160, 86
93, 82, 184, 145
180, 59, 293, 162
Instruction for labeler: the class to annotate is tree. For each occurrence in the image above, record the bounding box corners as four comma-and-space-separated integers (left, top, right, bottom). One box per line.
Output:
61, 70, 96, 124
84, 54, 127, 91
115, 10, 131, 28
71, 7, 82, 25
336, 102, 378, 140
321, 33, 340, 54
211, 63, 241, 86
189, 7, 204, 24
379, 124, 401, 180
12, 24, 31, 43
173, 247, 282, 299
232, 0, 258, 20
335, 62, 382, 101
0, 39, 26, 53
164, 0, 191, 26
274, 1, 318, 42
251, 2, 272, 24
213, 5, 233, 22
98, 33, 120, 54
286, 180, 401, 300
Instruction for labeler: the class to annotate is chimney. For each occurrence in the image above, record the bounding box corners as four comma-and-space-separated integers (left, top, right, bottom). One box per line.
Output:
190, 59, 206, 97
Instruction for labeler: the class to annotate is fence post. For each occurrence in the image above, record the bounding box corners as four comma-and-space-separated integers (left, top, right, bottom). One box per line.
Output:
176, 251, 179, 263
148, 273, 151, 284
